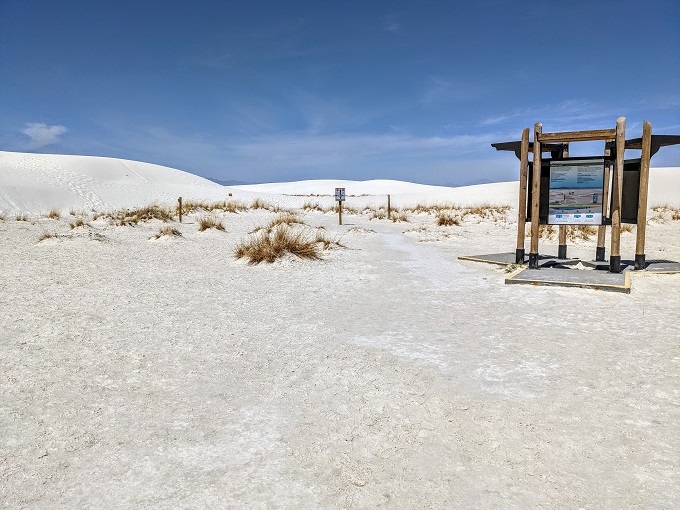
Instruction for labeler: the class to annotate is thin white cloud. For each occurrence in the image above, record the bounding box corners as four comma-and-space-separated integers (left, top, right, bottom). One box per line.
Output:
480, 99, 613, 128
21, 122, 68, 148
382, 15, 401, 33
419, 77, 488, 105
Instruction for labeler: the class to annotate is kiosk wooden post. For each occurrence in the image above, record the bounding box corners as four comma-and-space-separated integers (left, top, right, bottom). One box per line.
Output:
596, 157, 611, 261
635, 120, 652, 270
528, 123, 542, 269
557, 143, 569, 259
609, 117, 626, 273
515, 128, 530, 263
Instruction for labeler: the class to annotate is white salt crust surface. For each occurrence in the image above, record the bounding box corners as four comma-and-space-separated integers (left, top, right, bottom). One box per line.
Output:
1, 152, 679, 509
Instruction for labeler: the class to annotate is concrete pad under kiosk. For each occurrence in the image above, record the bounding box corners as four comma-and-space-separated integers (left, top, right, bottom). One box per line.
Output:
505, 267, 631, 293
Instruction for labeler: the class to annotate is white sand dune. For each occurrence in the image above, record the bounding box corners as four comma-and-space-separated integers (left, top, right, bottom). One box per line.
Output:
1, 150, 679, 508
3, 151, 677, 215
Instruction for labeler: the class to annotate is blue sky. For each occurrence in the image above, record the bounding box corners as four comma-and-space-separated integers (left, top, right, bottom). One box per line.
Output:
1, 0, 679, 185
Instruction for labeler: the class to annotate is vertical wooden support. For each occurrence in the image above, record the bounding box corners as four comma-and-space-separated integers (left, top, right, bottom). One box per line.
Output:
387, 194, 391, 220
557, 143, 569, 259
635, 120, 652, 270
529, 123, 542, 269
339, 201, 343, 225
609, 117, 626, 273
515, 128, 530, 263
558, 226, 567, 259
178, 197, 182, 223
596, 160, 611, 261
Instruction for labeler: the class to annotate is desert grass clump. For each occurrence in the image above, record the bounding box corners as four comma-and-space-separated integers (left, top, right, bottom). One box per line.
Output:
302, 201, 324, 212
369, 209, 387, 221
0, 212, 5, 221
391, 212, 409, 223
651, 205, 680, 221
568, 225, 597, 241
38, 232, 57, 242
69, 218, 90, 229
620, 224, 635, 233
266, 212, 304, 230
198, 216, 225, 232
235, 225, 321, 264
314, 231, 346, 250
152, 226, 183, 239
46, 208, 61, 219
116, 204, 174, 225
16, 213, 28, 221
435, 212, 461, 226
223, 200, 248, 213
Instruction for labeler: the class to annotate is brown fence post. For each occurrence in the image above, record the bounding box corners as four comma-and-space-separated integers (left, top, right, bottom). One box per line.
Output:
387, 194, 391, 220
178, 197, 182, 223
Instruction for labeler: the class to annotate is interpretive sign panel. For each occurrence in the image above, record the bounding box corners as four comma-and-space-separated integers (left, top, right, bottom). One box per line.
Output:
335, 188, 345, 202
548, 158, 605, 225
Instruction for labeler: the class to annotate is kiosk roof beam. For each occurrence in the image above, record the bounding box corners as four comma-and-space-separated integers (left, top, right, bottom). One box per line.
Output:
538, 129, 617, 143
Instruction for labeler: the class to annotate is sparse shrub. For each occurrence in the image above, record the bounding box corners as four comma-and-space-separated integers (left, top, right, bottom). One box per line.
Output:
436, 212, 461, 226
266, 212, 304, 230
117, 204, 174, 225
569, 225, 597, 241
152, 226, 182, 239
620, 224, 634, 233
302, 201, 324, 212
69, 218, 90, 229
391, 212, 409, 223
369, 210, 387, 221
235, 225, 320, 264
46, 208, 61, 219
198, 216, 225, 232
16, 214, 28, 221
250, 197, 268, 210
38, 232, 56, 242
314, 231, 346, 250
223, 200, 248, 213
0, 212, 5, 220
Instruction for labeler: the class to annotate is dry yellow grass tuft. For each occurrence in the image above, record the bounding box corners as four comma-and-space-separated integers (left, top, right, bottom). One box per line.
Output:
391, 212, 409, 223
435, 212, 461, 226
235, 225, 320, 264
116, 204, 174, 225
198, 216, 225, 232
69, 218, 90, 229
38, 232, 57, 242
16, 214, 28, 221
302, 201, 324, 212
0, 212, 5, 221
46, 208, 61, 219
152, 226, 182, 239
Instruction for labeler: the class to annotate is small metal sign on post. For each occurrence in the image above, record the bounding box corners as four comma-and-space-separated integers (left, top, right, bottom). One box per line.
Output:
335, 188, 345, 225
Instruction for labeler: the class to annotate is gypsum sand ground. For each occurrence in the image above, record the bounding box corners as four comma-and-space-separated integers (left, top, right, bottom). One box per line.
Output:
1, 205, 679, 509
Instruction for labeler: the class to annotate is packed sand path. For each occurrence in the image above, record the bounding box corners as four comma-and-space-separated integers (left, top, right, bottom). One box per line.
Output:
1, 206, 679, 509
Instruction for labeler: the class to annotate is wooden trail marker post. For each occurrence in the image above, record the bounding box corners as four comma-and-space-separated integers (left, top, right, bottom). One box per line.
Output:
335, 187, 345, 225
609, 117, 626, 273
387, 194, 391, 220
178, 197, 182, 223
